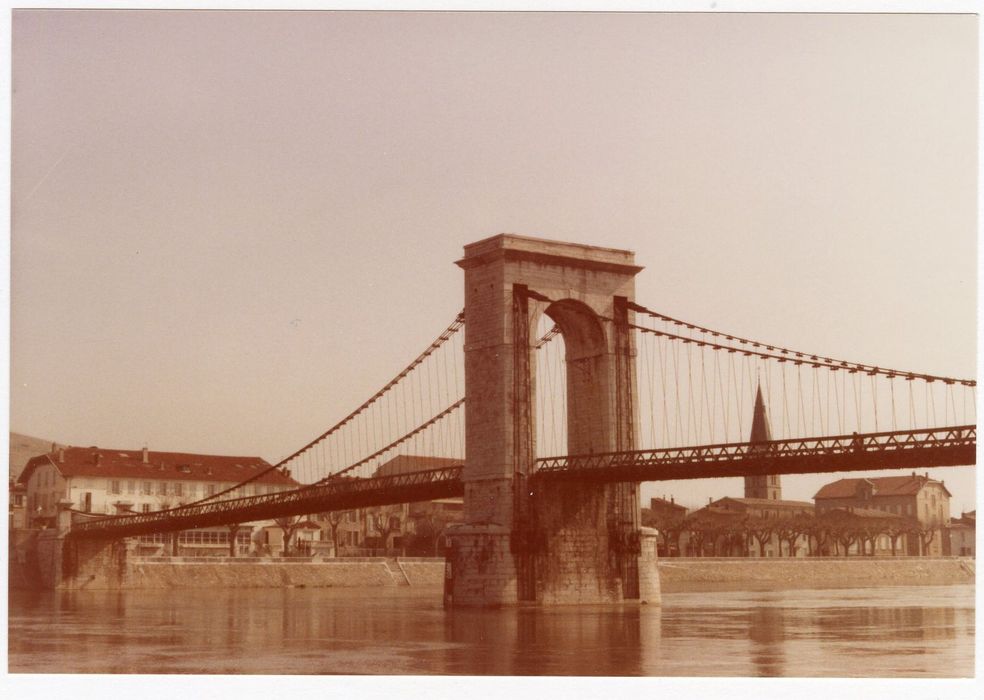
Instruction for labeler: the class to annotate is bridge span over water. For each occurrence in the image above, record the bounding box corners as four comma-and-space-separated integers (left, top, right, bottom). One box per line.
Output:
57, 235, 975, 606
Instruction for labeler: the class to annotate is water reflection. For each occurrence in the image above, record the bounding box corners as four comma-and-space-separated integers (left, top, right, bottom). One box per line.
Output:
748, 606, 786, 676
8, 585, 974, 676
440, 604, 659, 675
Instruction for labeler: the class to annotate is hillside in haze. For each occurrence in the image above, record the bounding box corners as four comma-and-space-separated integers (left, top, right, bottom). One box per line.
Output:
9, 433, 56, 481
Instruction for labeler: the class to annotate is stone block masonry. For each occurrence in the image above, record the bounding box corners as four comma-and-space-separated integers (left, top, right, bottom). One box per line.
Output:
656, 557, 975, 592
63, 556, 448, 590
449, 234, 650, 606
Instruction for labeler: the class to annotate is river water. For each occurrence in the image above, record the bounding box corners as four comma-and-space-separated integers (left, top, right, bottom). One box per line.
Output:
7, 584, 974, 677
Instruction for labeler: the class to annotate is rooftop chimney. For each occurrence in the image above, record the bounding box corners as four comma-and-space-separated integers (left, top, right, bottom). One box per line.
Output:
50, 442, 56, 453
142, 446, 149, 464
94, 453, 101, 466
58, 448, 65, 463
670, 496, 675, 504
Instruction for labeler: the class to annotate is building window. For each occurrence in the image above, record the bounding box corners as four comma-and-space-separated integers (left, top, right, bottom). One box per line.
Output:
158, 482, 167, 496
142, 481, 152, 495
141, 504, 151, 513
206, 484, 216, 497
127, 480, 136, 494
110, 480, 121, 495
187, 483, 197, 498
174, 483, 183, 497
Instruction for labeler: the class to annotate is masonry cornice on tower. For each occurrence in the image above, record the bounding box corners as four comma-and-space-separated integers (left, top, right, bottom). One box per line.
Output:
456, 233, 644, 276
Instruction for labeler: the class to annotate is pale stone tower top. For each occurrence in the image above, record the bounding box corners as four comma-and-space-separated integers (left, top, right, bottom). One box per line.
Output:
457, 233, 643, 275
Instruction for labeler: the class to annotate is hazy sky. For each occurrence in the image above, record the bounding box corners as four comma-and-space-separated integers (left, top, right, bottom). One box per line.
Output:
10, 10, 977, 510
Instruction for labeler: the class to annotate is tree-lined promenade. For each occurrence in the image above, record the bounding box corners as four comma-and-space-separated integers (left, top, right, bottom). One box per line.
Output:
643, 507, 943, 558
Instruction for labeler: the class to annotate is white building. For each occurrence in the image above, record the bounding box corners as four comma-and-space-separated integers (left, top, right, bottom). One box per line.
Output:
18, 445, 299, 554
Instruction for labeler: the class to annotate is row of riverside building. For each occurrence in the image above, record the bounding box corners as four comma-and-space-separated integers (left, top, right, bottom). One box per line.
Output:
9, 446, 462, 558
8, 385, 975, 559
644, 387, 974, 558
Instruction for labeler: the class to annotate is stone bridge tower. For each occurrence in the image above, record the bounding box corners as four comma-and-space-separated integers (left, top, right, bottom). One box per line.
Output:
446, 234, 659, 606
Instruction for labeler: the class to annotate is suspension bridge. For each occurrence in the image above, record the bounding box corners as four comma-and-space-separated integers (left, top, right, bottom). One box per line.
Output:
62, 234, 976, 605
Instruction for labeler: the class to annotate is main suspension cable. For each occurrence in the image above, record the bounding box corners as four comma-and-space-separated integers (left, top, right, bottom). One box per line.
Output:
629, 302, 974, 387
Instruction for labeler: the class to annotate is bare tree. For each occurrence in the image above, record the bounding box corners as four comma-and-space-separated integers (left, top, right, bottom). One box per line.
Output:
803, 518, 832, 557
744, 516, 775, 557
406, 514, 439, 556
685, 510, 742, 557
883, 518, 919, 556
642, 508, 687, 557
820, 511, 861, 556
371, 506, 404, 554
325, 511, 344, 557
916, 522, 938, 556
274, 515, 301, 556
774, 514, 811, 557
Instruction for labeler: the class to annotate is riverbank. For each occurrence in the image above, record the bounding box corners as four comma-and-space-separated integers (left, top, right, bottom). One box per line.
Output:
657, 556, 975, 592
9, 553, 975, 591
126, 556, 445, 589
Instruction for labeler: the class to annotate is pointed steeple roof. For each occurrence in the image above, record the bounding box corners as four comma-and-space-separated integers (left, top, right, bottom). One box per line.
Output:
749, 384, 772, 443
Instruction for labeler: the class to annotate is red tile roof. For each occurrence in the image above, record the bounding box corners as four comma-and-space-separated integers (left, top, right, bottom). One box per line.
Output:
821, 506, 906, 520
813, 474, 951, 500
691, 497, 814, 518
650, 497, 687, 511
18, 447, 298, 487
724, 496, 815, 509
372, 454, 462, 477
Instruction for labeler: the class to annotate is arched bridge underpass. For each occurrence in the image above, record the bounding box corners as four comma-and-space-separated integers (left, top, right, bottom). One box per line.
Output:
68, 425, 974, 541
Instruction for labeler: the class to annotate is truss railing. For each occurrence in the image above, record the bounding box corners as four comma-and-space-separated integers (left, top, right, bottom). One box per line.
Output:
533, 425, 976, 483
69, 465, 464, 540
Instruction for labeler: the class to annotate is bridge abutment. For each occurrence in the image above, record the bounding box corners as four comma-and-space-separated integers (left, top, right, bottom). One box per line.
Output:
31, 507, 136, 589
448, 234, 659, 606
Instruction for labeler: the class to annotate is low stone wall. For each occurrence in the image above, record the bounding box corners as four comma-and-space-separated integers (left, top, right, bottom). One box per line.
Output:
13, 537, 975, 593
8, 530, 40, 590
657, 557, 975, 592
126, 557, 447, 589
398, 558, 446, 587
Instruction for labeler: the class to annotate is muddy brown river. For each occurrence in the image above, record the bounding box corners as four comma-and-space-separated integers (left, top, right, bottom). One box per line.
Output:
7, 584, 974, 676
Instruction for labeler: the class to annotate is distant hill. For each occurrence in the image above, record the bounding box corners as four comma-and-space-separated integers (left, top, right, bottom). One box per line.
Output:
9, 433, 56, 482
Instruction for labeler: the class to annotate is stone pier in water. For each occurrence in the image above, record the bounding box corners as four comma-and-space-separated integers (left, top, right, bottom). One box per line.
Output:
446, 234, 660, 606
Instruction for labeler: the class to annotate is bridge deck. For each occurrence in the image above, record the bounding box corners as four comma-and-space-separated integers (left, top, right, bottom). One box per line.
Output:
69, 426, 975, 540
533, 425, 976, 482
68, 465, 464, 540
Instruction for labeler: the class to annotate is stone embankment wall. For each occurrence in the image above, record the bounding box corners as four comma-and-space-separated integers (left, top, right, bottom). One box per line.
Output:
126, 556, 446, 589
10, 539, 975, 593
657, 557, 975, 592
